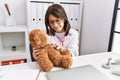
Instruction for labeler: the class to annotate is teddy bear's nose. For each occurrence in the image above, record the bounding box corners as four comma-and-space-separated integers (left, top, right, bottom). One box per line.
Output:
34, 36, 41, 45
35, 39, 41, 45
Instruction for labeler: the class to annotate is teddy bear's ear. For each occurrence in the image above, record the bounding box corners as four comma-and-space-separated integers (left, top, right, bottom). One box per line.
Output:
29, 29, 38, 45
29, 32, 34, 46
29, 32, 33, 42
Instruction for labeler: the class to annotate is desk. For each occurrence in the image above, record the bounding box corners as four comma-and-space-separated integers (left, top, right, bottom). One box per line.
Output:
0, 52, 120, 80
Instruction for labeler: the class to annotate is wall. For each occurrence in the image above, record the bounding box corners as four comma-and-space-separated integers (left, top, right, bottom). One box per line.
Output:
0, 0, 115, 55
80, 0, 115, 55
0, 0, 26, 25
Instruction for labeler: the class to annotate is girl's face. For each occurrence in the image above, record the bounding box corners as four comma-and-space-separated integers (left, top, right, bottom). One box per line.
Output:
48, 14, 65, 33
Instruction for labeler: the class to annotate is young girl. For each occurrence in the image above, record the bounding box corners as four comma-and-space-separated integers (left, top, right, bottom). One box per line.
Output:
32, 4, 79, 60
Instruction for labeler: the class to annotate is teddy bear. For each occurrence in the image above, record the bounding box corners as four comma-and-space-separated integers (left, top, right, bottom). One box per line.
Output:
29, 29, 73, 72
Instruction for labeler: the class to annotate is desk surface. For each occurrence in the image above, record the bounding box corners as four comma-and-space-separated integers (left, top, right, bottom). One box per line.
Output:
1, 52, 120, 80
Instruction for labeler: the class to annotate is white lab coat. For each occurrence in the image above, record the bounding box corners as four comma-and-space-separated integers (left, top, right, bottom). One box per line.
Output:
49, 28, 79, 56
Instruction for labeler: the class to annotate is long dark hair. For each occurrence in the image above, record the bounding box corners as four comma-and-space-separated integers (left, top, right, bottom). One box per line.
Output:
45, 4, 71, 36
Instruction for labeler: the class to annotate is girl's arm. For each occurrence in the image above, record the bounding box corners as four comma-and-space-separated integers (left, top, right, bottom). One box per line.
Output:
67, 30, 79, 56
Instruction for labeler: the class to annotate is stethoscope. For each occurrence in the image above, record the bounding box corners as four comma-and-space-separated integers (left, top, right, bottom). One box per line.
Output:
56, 36, 66, 46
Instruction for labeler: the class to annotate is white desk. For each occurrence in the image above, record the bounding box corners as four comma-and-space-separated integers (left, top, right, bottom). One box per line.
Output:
0, 52, 120, 80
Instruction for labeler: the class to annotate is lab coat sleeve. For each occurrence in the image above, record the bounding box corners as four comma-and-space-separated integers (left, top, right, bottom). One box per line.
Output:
67, 30, 79, 56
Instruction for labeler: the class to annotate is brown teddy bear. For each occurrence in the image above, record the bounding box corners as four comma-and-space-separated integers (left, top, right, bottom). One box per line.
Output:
29, 29, 73, 72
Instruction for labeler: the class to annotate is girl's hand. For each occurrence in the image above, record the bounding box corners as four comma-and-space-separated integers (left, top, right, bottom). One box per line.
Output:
32, 47, 40, 60
51, 43, 66, 52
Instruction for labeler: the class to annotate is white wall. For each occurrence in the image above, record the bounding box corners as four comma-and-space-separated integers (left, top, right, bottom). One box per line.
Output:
0, 0, 115, 55
80, 0, 115, 55
0, 0, 26, 25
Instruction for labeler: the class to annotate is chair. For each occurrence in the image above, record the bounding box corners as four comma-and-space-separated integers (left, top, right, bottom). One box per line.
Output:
29, 44, 35, 61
